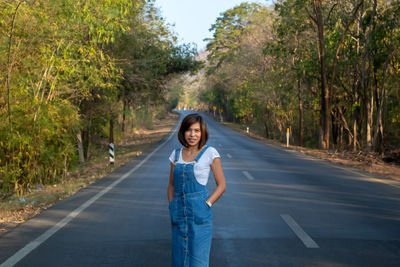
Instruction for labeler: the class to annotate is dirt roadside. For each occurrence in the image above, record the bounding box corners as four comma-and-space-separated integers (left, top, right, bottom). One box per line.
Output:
220, 120, 400, 183
0, 112, 179, 235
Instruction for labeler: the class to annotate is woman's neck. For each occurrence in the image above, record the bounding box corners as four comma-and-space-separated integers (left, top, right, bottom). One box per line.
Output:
185, 145, 200, 152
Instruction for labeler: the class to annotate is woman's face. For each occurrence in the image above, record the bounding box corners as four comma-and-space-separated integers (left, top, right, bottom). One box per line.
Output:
184, 122, 201, 147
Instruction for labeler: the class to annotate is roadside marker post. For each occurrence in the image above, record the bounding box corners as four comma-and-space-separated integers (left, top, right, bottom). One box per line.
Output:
286, 128, 290, 147
109, 143, 115, 164
247, 127, 249, 134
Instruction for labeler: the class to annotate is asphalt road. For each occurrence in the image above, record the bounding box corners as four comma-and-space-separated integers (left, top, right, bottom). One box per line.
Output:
1, 111, 399, 267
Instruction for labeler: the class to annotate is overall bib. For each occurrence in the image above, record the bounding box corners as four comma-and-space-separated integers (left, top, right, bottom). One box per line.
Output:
169, 145, 213, 267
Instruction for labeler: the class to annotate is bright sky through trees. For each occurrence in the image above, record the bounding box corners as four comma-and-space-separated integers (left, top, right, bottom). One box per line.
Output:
155, 0, 272, 51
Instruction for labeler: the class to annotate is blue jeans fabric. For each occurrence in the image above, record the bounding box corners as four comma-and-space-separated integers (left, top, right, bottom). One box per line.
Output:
169, 145, 212, 267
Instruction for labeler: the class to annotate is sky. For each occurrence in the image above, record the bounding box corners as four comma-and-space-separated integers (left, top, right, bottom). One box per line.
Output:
155, 0, 272, 51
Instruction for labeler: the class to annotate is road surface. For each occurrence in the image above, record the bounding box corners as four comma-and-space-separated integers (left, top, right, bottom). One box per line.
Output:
1, 111, 399, 266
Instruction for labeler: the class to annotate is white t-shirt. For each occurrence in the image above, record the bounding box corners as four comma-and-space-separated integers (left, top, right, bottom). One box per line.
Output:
169, 146, 220, 186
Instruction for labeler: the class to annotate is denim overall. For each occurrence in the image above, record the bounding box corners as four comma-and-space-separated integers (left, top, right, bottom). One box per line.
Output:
169, 145, 213, 267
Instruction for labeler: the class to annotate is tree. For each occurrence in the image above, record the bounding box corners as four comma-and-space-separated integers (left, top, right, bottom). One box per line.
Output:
0, 0, 201, 195
199, 0, 400, 153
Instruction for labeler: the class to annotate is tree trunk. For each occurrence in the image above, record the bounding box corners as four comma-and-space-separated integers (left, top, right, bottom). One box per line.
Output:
339, 125, 343, 150
6, 1, 25, 134
82, 116, 92, 159
313, 0, 330, 149
373, 35, 392, 152
352, 7, 361, 152
331, 111, 338, 149
361, 0, 377, 151
298, 78, 303, 147
352, 65, 359, 152
264, 106, 270, 139
109, 118, 114, 144
264, 120, 269, 139
76, 130, 85, 164
122, 99, 126, 132
366, 82, 374, 151
353, 117, 358, 152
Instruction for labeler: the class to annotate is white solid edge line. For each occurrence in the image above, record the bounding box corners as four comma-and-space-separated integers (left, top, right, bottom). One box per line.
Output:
0, 125, 179, 267
243, 171, 254, 180
280, 214, 319, 248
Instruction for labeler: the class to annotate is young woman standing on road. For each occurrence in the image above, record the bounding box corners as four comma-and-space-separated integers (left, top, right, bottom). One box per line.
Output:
167, 113, 226, 267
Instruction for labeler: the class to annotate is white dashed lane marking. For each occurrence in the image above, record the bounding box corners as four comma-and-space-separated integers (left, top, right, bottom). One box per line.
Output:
227, 153, 232, 158
281, 214, 319, 248
243, 171, 254, 180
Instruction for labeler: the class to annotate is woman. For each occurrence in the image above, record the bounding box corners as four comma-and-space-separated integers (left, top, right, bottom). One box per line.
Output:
167, 113, 226, 267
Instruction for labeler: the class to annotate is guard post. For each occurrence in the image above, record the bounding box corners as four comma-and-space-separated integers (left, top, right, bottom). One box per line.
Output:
286, 128, 290, 147
109, 142, 115, 164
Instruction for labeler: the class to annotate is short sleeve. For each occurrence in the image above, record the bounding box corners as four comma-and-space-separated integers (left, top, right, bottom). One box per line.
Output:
208, 147, 220, 164
169, 150, 176, 164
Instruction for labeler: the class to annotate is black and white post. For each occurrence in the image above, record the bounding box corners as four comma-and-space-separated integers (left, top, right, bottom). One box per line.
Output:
109, 143, 115, 164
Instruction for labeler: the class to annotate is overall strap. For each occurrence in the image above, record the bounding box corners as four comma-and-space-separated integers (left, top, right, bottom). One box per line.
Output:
174, 148, 180, 163
194, 145, 209, 162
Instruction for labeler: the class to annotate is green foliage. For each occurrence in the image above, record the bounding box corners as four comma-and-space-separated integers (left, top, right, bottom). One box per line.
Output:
206, 2, 265, 68
0, 0, 200, 195
201, 0, 400, 151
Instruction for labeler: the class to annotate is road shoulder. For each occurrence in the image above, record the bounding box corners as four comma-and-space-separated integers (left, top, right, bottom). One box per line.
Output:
0, 112, 179, 236
211, 117, 400, 184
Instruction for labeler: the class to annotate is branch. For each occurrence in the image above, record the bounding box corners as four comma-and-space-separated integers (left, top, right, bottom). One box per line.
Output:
302, 75, 318, 96
326, 3, 338, 23
6, 0, 26, 133
338, 76, 352, 96
337, 106, 354, 140
329, 0, 364, 90
305, 6, 317, 24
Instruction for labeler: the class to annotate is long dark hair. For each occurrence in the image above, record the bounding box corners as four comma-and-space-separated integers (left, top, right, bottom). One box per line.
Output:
178, 114, 208, 148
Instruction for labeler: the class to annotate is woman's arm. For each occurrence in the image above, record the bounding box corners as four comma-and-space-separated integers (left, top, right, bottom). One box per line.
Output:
207, 157, 226, 205
167, 163, 174, 203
